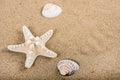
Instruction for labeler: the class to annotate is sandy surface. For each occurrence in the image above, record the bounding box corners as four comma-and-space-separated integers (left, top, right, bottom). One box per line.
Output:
0, 0, 120, 80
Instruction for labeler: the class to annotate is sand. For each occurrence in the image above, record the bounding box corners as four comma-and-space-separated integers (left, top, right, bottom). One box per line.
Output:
0, 0, 120, 80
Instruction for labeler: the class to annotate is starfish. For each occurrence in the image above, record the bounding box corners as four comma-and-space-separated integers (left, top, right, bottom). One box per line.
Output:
8, 25, 57, 68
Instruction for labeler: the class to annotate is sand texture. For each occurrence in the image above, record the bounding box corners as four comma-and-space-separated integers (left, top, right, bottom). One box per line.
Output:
0, 0, 120, 80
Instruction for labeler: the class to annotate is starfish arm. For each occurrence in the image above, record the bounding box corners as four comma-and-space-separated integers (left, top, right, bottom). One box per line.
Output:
40, 29, 54, 44
23, 25, 35, 41
25, 51, 37, 68
39, 47, 57, 58
8, 43, 27, 53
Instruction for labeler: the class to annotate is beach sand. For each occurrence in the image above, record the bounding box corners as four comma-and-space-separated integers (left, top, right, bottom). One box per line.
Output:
0, 0, 120, 80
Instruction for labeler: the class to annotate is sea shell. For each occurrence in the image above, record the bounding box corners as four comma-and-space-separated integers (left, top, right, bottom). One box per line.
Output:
42, 3, 62, 18
57, 59, 79, 76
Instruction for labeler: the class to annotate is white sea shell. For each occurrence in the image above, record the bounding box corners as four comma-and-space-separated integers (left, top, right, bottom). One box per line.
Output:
57, 59, 79, 76
42, 3, 62, 18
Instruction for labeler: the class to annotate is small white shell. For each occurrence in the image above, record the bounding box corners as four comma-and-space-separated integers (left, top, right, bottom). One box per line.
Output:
42, 3, 62, 18
57, 59, 79, 76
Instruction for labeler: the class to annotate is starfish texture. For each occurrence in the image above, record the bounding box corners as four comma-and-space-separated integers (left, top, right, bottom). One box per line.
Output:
8, 25, 57, 68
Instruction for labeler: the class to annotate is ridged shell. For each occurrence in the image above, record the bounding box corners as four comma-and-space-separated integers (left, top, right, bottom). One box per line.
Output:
42, 3, 62, 18
57, 59, 79, 76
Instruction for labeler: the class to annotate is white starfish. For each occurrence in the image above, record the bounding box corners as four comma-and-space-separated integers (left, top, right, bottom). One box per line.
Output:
8, 25, 57, 68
